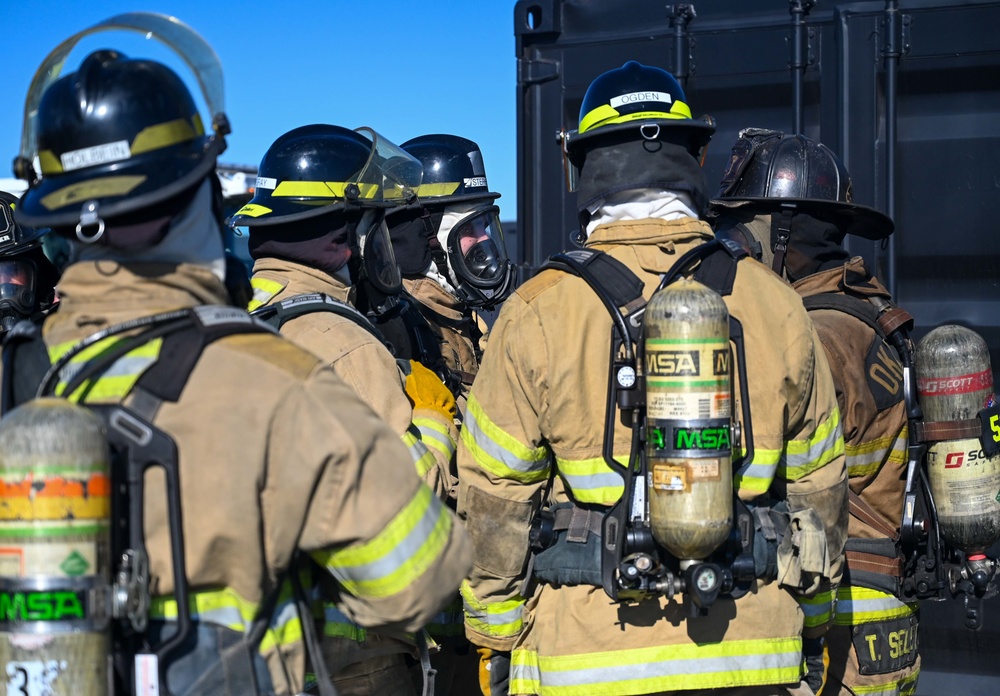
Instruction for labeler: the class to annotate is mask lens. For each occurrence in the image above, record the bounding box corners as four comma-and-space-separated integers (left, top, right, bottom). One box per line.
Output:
0, 259, 36, 315
364, 219, 402, 292
451, 208, 507, 283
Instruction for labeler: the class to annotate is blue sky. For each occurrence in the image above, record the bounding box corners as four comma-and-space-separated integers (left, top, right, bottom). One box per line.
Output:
1, 1, 519, 211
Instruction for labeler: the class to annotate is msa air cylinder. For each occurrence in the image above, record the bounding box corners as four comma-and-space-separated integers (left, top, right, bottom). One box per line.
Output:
0, 398, 111, 695
644, 277, 733, 561
915, 325, 1000, 554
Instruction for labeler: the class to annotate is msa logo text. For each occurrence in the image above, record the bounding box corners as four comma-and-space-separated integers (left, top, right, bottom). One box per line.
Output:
647, 350, 699, 377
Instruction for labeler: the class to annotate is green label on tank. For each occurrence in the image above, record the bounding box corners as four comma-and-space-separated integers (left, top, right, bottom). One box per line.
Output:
59, 550, 90, 577
0, 590, 85, 622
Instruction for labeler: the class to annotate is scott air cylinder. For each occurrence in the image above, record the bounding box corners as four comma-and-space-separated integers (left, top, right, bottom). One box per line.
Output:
644, 277, 733, 562
915, 325, 1000, 554
0, 398, 111, 695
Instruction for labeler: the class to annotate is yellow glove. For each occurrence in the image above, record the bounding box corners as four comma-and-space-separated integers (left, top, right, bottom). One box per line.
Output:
404, 359, 457, 421
478, 647, 492, 696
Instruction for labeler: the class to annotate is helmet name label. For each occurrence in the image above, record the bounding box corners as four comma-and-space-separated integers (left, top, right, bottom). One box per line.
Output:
610, 91, 672, 108
463, 177, 487, 188
60, 140, 131, 172
255, 176, 277, 190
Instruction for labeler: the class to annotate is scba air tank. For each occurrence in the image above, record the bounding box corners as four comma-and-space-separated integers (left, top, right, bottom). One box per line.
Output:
0, 399, 111, 696
915, 325, 1000, 554
644, 277, 733, 562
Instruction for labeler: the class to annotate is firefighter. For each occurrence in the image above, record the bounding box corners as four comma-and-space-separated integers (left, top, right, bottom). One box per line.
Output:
383, 135, 515, 694
386, 134, 515, 411
229, 123, 461, 695
711, 130, 918, 696
456, 60, 848, 696
7, 15, 471, 695
0, 191, 59, 337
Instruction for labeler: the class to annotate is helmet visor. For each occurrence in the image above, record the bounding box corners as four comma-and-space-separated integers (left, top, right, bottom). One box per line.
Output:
352, 128, 423, 204
448, 207, 509, 285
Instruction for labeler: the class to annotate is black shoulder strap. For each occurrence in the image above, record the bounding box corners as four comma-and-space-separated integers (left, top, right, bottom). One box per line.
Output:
251, 292, 387, 345
39, 306, 275, 407
540, 248, 647, 347
691, 237, 747, 297
801, 292, 886, 339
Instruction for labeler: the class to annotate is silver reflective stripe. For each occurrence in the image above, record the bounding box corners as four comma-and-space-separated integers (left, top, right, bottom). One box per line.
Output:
270, 594, 299, 632
463, 406, 549, 477
512, 648, 801, 688
462, 600, 523, 628
735, 456, 778, 484
847, 432, 906, 474
330, 495, 445, 584
559, 470, 623, 493
836, 594, 907, 617
417, 423, 456, 456
784, 420, 843, 473
191, 605, 247, 631
60, 353, 157, 386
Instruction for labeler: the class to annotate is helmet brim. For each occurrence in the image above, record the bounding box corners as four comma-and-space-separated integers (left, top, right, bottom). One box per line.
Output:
565, 118, 716, 156
16, 136, 222, 229
229, 198, 348, 228
709, 196, 894, 240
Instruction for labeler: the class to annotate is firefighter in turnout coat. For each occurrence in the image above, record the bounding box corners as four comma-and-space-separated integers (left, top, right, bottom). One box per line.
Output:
457, 62, 848, 696
711, 130, 918, 696
6, 19, 472, 695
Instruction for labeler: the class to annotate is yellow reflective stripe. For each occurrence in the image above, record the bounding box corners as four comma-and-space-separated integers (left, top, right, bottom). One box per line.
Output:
403, 430, 436, 478
833, 586, 918, 625
49, 337, 163, 404
37, 150, 63, 175
415, 182, 461, 197
259, 584, 303, 654
40, 176, 148, 211
578, 100, 694, 134
734, 448, 781, 494
38, 116, 203, 175
248, 277, 286, 312
460, 580, 524, 638
846, 429, 907, 479
234, 203, 273, 219
131, 117, 202, 155
314, 484, 451, 598
782, 408, 845, 481
461, 394, 550, 483
555, 455, 627, 505
851, 671, 920, 696
271, 181, 379, 199
799, 589, 835, 629
322, 603, 367, 642
150, 587, 258, 632
510, 637, 802, 695
413, 416, 457, 460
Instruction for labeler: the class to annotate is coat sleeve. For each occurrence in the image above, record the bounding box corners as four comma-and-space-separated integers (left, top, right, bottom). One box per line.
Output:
456, 295, 553, 651
332, 340, 455, 500
779, 321, 849, 638
268, 365, 472, 634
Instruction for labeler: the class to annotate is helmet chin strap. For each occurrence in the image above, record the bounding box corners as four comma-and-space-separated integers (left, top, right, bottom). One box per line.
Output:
770, 209, 795, 277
